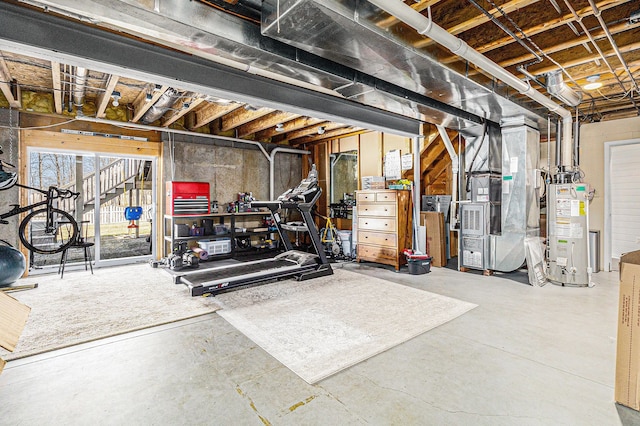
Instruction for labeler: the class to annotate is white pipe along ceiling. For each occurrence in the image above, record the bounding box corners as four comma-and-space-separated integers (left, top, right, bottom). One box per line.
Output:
365, 0, 575, 168
76, 116, 309, 201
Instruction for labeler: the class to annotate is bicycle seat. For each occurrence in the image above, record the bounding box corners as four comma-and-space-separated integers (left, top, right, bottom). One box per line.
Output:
0, 170, 17, 190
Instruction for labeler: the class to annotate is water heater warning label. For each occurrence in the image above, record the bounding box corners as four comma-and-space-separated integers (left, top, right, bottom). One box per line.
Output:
556, 199, 571, 217
571, 199, 580, 216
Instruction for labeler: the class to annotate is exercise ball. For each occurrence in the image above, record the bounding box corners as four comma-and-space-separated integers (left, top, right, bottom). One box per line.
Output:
0, 245, 26, 286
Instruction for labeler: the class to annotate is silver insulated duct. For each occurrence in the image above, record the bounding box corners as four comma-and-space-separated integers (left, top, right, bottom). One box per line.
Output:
73, 66, 87, 113
141, 88, 182, 124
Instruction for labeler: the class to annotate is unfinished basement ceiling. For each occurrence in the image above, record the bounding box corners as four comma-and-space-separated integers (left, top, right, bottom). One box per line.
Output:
0, 0, 638, 145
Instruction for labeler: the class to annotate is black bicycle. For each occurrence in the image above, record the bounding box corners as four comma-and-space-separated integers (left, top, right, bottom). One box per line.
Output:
0, 159, 80, 254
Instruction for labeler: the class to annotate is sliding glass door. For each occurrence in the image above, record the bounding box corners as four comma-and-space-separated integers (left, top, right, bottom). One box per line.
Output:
27, 148, 156, 272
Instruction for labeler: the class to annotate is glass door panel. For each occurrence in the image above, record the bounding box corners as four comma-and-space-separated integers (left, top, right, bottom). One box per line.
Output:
96, 156, 153, 261
27, 150, 95, 270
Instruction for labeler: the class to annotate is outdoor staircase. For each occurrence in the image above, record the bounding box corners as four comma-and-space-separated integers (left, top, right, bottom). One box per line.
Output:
32, 158, 151, 219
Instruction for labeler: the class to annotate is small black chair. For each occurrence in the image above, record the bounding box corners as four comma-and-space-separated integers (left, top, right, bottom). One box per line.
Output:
58, 220, 94, 279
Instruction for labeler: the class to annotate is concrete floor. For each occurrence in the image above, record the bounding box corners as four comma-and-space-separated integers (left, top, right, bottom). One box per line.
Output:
1, 262, 639, 425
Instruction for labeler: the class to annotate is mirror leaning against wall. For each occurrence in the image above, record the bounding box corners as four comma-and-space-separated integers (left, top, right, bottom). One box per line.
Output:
329, 150, 358, 217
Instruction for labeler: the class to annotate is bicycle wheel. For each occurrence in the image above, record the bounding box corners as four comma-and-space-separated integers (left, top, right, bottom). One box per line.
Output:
19, 208, 79, 254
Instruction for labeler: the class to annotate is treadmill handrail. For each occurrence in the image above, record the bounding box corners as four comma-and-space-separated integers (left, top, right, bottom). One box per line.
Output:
251, 200, 282, 209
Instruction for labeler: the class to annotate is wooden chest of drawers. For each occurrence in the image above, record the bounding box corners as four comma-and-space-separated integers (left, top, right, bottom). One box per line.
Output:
356, 189, 412, 271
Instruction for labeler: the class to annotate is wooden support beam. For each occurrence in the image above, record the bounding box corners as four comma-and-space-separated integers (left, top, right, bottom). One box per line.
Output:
161, 96, 205, 127
421, 127, 441, 155
190, 102, 241, 129
95, 74, 120, 119
236, 111, 300, 138
490, 21, 640, 70
466, 0, 626, 55
131, 85, 169, 123
292, 128, 366, 147
220, 107, 273, 132
376, 0, 443, 29
254, 116, 324, 140
0, 55, 20, 108
525, 40, 640, 77
414, 0, 539, 48
420, 141, 446, 175
290, 126, 361, 146
51, 61, 62, 114
286, 121, 335, 141
424, 155, 451, 185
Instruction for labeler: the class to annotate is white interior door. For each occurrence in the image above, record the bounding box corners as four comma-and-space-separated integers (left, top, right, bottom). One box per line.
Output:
606, 140, 640, 270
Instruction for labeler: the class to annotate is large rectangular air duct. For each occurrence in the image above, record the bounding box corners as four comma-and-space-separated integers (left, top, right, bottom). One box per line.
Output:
490, 118, 541, 272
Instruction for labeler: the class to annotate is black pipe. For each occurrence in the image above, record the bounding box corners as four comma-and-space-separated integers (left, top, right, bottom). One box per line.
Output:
574, 118, 580, 168
555, 119, 562, 168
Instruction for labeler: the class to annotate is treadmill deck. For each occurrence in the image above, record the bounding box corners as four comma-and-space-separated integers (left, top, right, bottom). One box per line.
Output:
183, 258, 296, 286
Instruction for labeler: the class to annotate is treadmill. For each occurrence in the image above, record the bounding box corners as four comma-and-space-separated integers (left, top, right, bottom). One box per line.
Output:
175, 166, 333, 296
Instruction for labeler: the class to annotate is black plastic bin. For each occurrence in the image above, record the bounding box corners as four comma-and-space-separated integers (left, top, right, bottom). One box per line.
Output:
407, 257, 432, 275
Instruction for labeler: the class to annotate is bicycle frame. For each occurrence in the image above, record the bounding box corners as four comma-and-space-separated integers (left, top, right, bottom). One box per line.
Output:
320, 216, 338, 244
1, 184, 63, 232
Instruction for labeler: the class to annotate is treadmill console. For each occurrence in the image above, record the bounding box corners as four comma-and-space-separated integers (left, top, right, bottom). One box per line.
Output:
277, 165, 320, 204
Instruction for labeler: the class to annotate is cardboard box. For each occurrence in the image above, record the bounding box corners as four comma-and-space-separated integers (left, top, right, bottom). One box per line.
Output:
421, 212, 446, 267
0, 291, 31, 374
616, 250, 640, 410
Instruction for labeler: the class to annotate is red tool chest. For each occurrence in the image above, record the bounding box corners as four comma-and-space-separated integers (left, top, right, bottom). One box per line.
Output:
166, 181, 210, 215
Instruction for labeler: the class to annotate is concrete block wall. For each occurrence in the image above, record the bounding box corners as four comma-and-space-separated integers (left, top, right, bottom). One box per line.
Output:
0, 109, 19, 247
162, 134, 302, 213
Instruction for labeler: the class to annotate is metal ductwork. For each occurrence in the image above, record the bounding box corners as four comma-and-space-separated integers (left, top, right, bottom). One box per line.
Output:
16, 0, 549, 134
546, 71, 582, 107
72, 66, 87, 113
261, 0, 547, 132
141, 88, 182, 124
358, 0, 573, 168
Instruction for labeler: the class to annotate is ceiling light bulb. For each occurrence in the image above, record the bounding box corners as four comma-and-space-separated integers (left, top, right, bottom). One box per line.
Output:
583, 75, 603, 91
111, 90, 121, 107
275, 123, 284, 132
145, 93, 153, 102
318, 126, 326, 135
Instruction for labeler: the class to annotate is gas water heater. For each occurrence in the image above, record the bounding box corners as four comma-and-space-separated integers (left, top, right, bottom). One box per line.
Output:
546, 183, 591, 286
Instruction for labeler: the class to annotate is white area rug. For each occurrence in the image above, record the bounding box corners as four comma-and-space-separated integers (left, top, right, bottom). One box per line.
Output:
215, 268, 477, 384
1, 263, 219, 360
